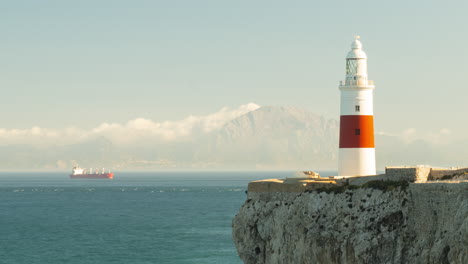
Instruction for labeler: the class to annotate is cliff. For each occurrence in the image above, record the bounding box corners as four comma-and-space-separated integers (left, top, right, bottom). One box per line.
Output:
232, 182, 468, 264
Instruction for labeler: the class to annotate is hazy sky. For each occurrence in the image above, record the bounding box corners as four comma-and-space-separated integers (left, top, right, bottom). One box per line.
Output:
1, 0, 467, 143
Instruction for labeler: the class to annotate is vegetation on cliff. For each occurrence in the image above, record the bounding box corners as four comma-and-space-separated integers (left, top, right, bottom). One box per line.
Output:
311, 180, 409, 194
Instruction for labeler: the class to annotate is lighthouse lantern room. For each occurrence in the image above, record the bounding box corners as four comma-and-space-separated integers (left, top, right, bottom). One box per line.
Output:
338, 36, 376, 176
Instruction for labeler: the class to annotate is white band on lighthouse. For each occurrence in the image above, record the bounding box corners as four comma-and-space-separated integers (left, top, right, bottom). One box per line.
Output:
338, 148, 376, 176
338, 37, 376, 176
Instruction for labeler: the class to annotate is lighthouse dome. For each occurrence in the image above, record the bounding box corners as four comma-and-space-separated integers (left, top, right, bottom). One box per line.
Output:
346, 37, 367, 59
347, 49, 367, 59
351, 39, 362, 49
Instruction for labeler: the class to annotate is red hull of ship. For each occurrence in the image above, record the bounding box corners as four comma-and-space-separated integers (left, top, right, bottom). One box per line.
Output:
70, 173, 114, 179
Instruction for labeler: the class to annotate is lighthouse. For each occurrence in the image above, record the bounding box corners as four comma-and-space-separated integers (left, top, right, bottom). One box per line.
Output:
338, 36, 376, 176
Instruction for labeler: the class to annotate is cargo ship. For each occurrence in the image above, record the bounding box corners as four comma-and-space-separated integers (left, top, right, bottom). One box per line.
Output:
70, 166, 114, 179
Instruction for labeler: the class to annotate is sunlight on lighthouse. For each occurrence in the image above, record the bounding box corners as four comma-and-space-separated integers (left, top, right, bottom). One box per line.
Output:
338, 37, 376, 176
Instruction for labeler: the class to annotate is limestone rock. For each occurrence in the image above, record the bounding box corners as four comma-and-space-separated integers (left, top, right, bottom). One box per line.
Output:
232, 183, 468, 264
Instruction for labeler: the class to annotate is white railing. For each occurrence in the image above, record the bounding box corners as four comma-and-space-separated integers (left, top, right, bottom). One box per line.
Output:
339, 80, 374, 86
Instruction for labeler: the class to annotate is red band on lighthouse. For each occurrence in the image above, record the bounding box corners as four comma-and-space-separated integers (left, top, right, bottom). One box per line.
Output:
339, 115, 374, 148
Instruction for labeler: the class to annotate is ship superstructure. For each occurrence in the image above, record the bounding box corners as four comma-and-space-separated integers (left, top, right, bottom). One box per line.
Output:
70, 166, 114, 179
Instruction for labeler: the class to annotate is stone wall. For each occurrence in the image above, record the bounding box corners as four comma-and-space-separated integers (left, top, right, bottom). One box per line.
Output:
429, 167, 468, 180
247, 166, 466, 195
385, 166, 431, 183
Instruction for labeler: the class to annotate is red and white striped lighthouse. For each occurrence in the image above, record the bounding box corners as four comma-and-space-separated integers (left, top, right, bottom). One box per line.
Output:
338, 36, 376, 176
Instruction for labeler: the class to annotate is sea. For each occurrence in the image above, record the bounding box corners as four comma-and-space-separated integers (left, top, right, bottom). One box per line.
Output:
0, 171, 301, 264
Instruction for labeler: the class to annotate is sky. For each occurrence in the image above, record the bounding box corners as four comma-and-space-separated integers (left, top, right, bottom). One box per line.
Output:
1, 0, 467, 145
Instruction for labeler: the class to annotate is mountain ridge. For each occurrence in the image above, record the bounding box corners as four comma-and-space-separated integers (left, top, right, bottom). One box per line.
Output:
0, 106, 463, 170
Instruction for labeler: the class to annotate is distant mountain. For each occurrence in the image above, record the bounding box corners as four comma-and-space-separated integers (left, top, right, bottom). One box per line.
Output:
0, 106, 464, 171
195, 106, 339, 169
0, 106, 340, 170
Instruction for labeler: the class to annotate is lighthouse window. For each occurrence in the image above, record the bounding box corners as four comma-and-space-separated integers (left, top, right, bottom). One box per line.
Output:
355, 129, 360, 135
346, 59, 358, 75
355, 105, 360, 112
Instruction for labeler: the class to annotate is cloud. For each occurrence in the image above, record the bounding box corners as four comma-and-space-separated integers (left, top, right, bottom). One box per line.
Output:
378, 128, 453, 145
0, 103, 260, 146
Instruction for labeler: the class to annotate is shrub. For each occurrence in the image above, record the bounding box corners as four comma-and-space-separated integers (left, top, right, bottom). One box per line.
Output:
361, 180, 409, 192
312, 180, 409, 194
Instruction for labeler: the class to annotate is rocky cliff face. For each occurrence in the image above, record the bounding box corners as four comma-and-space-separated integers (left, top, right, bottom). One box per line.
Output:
232, 183, 468, 264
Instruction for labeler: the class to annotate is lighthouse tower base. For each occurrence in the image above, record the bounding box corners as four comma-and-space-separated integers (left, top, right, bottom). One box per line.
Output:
338, 148, 376, 176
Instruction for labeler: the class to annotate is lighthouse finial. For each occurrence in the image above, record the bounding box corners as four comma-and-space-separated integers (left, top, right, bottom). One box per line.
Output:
355, 35, 360, 40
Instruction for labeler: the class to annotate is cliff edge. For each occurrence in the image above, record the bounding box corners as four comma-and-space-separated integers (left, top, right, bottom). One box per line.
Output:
232, 181, 468, 264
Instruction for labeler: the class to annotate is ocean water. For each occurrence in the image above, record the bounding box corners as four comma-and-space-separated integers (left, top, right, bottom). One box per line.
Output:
0, 171, 295, 264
